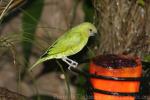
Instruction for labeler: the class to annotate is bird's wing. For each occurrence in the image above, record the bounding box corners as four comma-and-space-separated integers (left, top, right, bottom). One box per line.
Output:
41, 31, 84, 58
40, 32, 68, 57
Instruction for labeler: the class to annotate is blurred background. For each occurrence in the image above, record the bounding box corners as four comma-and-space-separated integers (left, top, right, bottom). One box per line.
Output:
0, 0, 95, 100
0, 0, 150, 100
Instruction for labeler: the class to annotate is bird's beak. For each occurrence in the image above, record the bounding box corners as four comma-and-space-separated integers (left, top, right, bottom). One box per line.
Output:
90, 32, 97, 36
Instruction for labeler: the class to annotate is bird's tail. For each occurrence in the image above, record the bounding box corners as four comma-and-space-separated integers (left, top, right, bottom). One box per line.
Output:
28, 57, 50, 71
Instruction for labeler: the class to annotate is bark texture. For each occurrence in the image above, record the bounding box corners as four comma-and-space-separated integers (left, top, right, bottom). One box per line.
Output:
93, 0, 150, 56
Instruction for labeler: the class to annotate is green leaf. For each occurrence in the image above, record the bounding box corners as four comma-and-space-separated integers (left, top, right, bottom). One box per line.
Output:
21, 0, 44, 79
143, 55, 150, 62
83, 0, 94, 22
22, 0, 44, 67
138, 0, 145, 6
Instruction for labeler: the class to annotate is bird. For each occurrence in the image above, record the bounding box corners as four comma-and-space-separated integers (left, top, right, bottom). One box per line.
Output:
29, 22, 97, 71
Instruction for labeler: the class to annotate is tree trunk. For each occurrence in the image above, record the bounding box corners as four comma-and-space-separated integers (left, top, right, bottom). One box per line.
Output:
93, 0, 150, 56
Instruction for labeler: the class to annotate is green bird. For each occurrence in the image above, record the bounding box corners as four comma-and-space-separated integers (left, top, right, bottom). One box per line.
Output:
29, 22, 97, 71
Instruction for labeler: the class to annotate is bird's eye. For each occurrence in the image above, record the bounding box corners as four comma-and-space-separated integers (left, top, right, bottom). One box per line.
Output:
89, 29, 92, 32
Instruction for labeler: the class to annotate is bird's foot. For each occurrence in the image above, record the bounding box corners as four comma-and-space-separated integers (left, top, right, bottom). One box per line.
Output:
68, 62, 78, 71
62, 57, 78, 70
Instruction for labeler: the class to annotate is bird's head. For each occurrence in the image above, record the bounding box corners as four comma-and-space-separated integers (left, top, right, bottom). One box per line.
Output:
78, 22, 97, 37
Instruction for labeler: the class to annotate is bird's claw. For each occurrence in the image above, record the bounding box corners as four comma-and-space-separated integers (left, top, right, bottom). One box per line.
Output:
68, 61, 78, 70
62, 57, 78, 70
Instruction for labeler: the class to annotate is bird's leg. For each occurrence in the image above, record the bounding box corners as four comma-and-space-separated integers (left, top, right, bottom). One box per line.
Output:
65, 57, 78, 66
62, 57, 78, 70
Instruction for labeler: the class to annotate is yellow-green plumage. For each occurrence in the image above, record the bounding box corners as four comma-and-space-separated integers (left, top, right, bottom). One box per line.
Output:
29, 22, 97, 71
